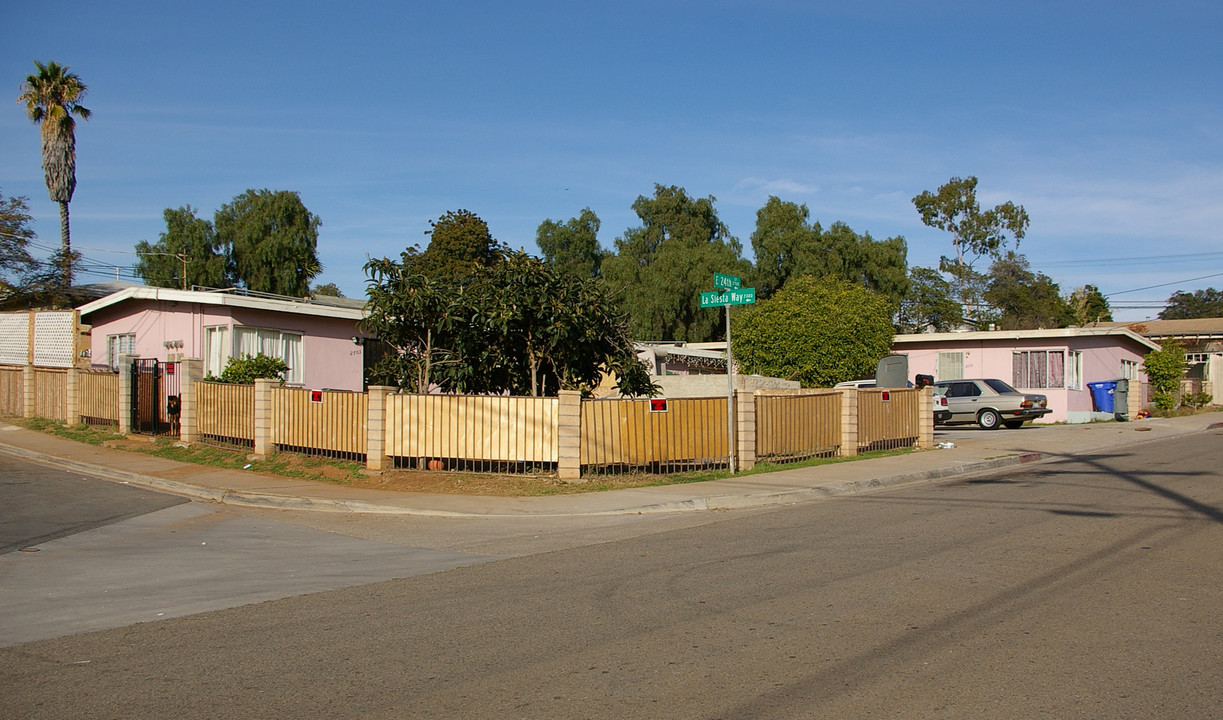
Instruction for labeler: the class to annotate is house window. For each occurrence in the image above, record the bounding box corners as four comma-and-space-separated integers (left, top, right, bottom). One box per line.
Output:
233, 326, 304, 385
1066, 351, 1083, 390
937, 352, 964, 381
1013, 350, 1065, 389
107, 333, 135, 370
203, 326, 229, 378
1121, 359, 1139, 380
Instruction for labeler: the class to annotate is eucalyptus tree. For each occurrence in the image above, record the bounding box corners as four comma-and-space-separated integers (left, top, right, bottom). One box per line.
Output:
135, 206, 231, 289
912, 176, 1028, 317
17, 60, 91, 287
602, 185, 751, 342
536, 208, 605, 279
214, 189, 321, 296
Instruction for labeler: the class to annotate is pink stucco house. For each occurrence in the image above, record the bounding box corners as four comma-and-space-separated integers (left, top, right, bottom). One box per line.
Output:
892, 327, 1160, 423
77, 287, 371, 391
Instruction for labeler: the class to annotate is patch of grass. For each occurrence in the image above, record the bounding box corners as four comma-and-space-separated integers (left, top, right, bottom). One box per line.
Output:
19, 417, 125, 445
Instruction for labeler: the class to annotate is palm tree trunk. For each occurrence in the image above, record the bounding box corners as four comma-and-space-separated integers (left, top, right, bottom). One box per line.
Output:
59, 200, 73, 287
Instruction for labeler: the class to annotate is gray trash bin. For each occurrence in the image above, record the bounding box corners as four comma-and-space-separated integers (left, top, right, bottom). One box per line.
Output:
1113, 378, 1129, 421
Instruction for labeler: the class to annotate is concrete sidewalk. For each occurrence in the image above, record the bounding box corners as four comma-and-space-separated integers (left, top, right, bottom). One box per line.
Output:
2, 414, 1220, 517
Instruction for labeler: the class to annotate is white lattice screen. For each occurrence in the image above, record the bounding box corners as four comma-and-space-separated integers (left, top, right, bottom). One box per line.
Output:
0, 314, 30, 365
33, 312, 76, 368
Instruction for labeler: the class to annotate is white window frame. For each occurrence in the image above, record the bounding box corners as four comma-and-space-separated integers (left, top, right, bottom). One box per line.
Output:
203, 325, 229, 379
1013, 350, 1065, 389
1121, 359, 1139, 380
1066, 350, 1083, 390
107, 333, 136, 370
232, 326, 304, 385
937, 352, 964, 381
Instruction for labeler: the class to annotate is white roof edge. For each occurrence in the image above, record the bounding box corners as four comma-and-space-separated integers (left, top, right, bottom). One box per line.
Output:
893, 327, 1160, 351
77, 286, 366, 321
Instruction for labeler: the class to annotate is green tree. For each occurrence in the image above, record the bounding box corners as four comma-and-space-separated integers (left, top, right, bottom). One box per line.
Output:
1159, 288, 1223, 320
414, 209, 500, 284
311, 282, 344, 297
809, 221, 909, 310
984, 251, 1072, 330
17, 60, 91, 287
603, 185, 751, 342
537, 208, 606, 279
1142, 338, 1186, 411
749, 196, 814, 298
362, 248, 653, 397
897, 266, 962, 333
749, 197, 909, 307
0, 190, 38, 294
1066, 285, 1112, 325
732, 275, 895, 388
362, 255, 462, 394
134, 206, 231, 290
913, 176, 1028, 318
215, 189, 321, 296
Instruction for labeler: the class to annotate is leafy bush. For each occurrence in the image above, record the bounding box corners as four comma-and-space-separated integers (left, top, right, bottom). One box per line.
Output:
731, 275, 895, 388
207, 353, 288, 384
1142, 339, 1185, 411
1183, 390, 1214, 409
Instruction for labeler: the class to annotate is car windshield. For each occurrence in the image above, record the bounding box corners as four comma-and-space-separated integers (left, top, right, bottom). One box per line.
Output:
984, 378, 1019, 394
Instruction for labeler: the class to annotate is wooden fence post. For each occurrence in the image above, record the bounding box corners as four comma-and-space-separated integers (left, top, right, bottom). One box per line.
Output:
253, 378, 274, 457
365, 386, 394, 472
837, 387, 858, 457
557, 390, 582, 481
735, 389, 756, 471
178, 359, 203, 443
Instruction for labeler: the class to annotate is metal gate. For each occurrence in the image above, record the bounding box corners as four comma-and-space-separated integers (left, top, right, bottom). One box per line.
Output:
130, 359, 181, 436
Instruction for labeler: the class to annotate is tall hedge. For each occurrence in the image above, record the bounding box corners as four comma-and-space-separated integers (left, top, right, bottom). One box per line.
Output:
731, 275, 895, 388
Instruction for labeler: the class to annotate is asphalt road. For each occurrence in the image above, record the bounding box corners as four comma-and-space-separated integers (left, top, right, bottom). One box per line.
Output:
2, 431, 1221, 718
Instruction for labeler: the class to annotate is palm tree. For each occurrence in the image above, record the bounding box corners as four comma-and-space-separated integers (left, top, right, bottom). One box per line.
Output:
18, 60, 91, 288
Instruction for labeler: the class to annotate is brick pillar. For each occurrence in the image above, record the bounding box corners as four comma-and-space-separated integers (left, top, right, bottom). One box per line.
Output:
117, 355, 135, 434
557, 390, 582, 481
65, 367, 79, 425
837, 387, 858, 457
177, 359, 203, 443
23, 364, 35, 418
735, 389, 757, 471
918, 386, 934, 449
365, 386, 394, 472
252, 378, 274, 458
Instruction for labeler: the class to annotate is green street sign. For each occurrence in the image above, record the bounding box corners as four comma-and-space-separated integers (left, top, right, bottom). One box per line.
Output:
700, 288, 757, 308
713, 273, 742, 290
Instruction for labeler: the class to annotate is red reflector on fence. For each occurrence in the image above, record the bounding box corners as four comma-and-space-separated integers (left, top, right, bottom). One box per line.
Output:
881, 391, 890, 402
310, 391, 323, 403
650, 398, 669, 413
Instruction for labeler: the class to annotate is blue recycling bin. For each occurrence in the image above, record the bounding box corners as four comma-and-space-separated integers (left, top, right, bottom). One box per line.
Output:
1087, 381, 1117, 413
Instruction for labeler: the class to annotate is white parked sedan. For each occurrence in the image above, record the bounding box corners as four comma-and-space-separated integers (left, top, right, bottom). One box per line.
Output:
933, 378, 1052, 429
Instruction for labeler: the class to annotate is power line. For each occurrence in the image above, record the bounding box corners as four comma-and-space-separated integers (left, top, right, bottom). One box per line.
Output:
1106, 271, 1223, 297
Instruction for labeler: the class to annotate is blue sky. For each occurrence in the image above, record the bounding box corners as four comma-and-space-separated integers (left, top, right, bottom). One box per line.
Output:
4, 1, 1221, 320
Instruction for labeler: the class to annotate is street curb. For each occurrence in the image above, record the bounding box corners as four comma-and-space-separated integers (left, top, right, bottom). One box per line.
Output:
3, 414, 1216, 516
0, 440, 1048, 517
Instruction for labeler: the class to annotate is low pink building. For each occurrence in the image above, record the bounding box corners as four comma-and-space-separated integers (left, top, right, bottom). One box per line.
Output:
77, 287, 371, 391
893, 327, 1159, 423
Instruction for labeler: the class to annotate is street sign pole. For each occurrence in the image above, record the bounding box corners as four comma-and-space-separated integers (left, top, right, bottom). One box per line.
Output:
726, 303, 735, 473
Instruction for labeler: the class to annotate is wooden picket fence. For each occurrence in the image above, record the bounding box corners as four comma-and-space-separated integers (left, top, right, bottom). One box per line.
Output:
385, 394, 558, 472
0, 363, 930, 479
755, 390, 842, 462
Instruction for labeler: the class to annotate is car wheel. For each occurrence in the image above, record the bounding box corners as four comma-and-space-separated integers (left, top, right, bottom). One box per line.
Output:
978, 409, 1001, 430
1003, 419, 1025, 429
